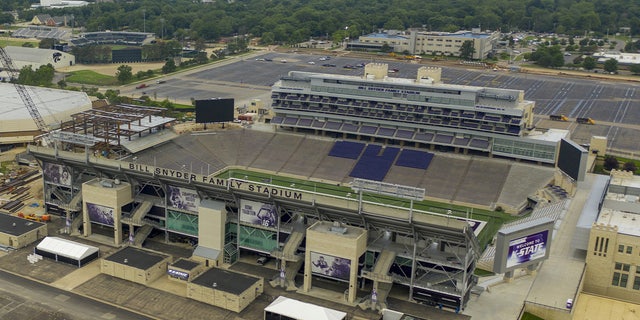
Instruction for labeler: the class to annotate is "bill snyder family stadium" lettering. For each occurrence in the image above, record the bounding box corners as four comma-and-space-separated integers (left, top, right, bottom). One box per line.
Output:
127, 163, 303, 200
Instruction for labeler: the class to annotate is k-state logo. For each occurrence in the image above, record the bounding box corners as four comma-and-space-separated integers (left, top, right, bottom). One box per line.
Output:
53, 52, 62, 63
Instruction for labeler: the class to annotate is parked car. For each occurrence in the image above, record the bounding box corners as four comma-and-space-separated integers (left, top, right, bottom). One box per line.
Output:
135, 84, 148, 89
257, 256, 270, 265
322, 63, 336, 67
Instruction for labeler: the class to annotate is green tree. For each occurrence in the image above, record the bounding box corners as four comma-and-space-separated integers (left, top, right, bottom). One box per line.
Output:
39, 38, 56, 49
629, 64, 640, 75
380, 43, 392, 53
17, 65, 36, 85
603, 58, 618, 73
623, 161, 638, 173
582, 56, 596, 70
115, 65, 133, 84
104, 89, 122, 104
604, 156, 619, 171
383, 16, 404, 30
34, 64, 54, 85
162, 59, 177, 74
459, 40, 475, 60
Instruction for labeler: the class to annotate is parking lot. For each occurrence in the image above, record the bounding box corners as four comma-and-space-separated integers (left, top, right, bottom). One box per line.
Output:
134, 51, 640, 153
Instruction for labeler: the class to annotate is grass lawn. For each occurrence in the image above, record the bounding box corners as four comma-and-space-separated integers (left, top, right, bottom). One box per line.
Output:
65, 70, 118, 86
0, 38, 39, 48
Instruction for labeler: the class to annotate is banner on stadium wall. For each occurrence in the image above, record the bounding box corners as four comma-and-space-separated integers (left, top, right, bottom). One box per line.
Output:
43, 162, 72, 187
167, 185, 200, 213
239, 199, 277, 228
86, 203, 115, 226
310, 252, 351, 281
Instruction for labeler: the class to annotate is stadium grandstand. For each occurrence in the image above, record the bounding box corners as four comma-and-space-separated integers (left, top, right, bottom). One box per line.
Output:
270, 63, 565, 165
12, 26, 69, 40
70, 31, 155, 47
19, 62, 583, 314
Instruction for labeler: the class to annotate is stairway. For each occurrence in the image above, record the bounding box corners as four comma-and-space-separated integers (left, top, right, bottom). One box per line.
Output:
132, 224, 154, 247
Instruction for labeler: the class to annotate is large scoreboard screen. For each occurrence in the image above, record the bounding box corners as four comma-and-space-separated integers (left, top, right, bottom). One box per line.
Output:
195, 98, 234, 123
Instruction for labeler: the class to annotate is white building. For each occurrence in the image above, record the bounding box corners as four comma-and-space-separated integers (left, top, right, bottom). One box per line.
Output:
349, 28, 500, 60
4, 46, 75, 69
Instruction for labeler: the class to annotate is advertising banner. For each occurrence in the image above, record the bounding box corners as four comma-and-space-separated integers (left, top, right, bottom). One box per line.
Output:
506, 230, 548, 268
43, 162, 71, 186
168, 269, 189, 281
167, 185, 200, 213
86, 203, 115, 226
310, 252, 351, 281
239, 199, 277, 228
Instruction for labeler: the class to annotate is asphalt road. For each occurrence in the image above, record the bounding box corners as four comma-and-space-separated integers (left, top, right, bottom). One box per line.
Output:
0, 269, 153, 320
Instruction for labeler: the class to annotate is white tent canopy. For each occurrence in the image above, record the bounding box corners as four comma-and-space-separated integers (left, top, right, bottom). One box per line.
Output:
264, 296, 347, 320
36, 236, 99, 260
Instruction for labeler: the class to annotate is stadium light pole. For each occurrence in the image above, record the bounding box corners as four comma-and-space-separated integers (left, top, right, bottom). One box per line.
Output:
143, 9, 146, 33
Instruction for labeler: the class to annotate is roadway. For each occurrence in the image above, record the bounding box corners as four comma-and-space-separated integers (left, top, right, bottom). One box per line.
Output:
0, 269, 153, 320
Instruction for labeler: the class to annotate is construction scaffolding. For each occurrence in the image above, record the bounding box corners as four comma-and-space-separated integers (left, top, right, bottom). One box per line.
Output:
59, 103, 175, 155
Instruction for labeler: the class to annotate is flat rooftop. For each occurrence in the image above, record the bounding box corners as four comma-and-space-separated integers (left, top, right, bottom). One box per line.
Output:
0, 212, 45, 236
191, 267, 260, 295
170, 258, 200, 271
309, 221, 365, 239
104, 247, 170, 270
596, 208, 640, 236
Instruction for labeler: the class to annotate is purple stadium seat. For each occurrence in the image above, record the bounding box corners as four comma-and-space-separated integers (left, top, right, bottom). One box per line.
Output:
349, 145, 400, 181
395, 149, 434, 170
328, 141, 365, 159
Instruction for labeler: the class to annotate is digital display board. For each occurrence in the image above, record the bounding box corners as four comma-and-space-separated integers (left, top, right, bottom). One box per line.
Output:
310, 252, 351, 281
86, 203, 115, 226
506, 230, 548, 268
493, 218, 554, 274
167, 185, 200, 213
557, 138, 587, 182
195, 98, 234, 123
239, 199, 277, 228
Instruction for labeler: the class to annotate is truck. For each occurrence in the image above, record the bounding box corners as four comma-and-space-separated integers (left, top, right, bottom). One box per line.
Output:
576, 117, 595, 125
549, 114, 569, 122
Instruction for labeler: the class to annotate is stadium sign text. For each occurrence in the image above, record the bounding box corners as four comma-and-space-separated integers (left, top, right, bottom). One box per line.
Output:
127, 163, 303, 200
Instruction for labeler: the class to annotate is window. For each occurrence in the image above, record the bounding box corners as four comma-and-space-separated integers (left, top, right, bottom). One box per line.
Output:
619, 245, 625, 253
612, 272, 629, 288
615, 262, 630, 272
634, 276, 640, 290
613, 263, 632, 288
627, 246, 633, 254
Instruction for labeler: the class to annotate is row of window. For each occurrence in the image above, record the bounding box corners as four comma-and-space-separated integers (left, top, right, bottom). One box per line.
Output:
612, 262, 640, 290
618, 244, 634, 255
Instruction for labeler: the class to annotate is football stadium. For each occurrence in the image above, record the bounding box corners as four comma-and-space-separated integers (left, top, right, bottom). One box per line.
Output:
26, 63, 587, 313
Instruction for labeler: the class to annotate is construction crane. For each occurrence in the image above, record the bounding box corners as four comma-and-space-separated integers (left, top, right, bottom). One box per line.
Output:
0, 47, 51, 145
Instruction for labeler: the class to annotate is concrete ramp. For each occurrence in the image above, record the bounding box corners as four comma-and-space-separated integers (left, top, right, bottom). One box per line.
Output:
360, 250, 396, 311
132, 201, 152, 221
270, 230, 305, 291
121, 201, 152, 226
133, 224, 154, 247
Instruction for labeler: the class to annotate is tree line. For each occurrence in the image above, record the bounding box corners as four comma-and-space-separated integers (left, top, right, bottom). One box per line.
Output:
5, 0, 639, 48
